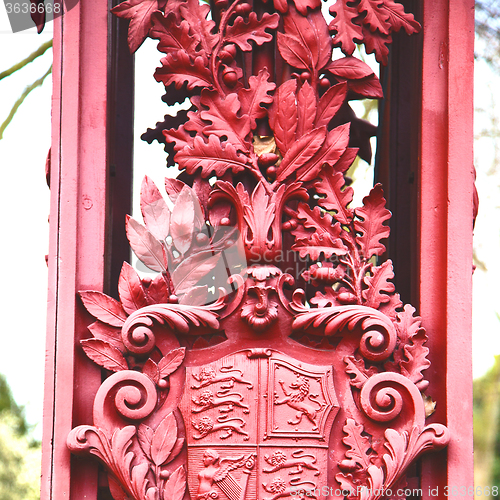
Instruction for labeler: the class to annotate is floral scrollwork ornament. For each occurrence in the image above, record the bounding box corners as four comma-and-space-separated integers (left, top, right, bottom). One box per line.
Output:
67, 0, 449, 498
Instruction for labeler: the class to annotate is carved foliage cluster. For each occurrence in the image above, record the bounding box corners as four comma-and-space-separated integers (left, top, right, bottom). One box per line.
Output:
65, 1, 451, 499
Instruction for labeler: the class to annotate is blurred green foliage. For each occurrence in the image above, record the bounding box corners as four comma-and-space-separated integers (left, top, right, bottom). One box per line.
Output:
0, 374, 40, 500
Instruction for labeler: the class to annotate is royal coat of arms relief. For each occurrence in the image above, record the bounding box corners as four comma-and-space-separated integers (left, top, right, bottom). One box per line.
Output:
66, 0, 450, 498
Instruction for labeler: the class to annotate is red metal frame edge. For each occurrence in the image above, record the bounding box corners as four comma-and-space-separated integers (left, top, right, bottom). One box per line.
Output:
41, 1, 110, 497
419, 0, 475, 495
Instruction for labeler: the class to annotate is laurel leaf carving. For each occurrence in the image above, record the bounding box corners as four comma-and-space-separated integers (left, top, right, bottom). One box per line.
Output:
151, 413, 178, 466
80, 291, 128, 327
118, 262, 149, 315
163, 466, 187, 500
81, 339, 129, 372
140, 176, 171, 241
126, 216, 167, 272
268, 79, 298, 154
158, 347, 186, 378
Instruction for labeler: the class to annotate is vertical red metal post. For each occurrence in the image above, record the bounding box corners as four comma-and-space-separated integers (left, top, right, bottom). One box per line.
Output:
419, 0, 475, 495
41, 0, 110, 497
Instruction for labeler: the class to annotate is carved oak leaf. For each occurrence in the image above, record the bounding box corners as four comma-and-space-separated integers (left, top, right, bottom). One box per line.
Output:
238, 69, 276, 130
394, 304, 421, 345
151, 413, 178, 466
88, 322, 124, 351
163, 465, 187, 500
268, 79, 298, 154
353, 184, 391, 259
158, 347, 186, 378
295, 123, 350, 182
150, 12, 199, 55
310, 287, 338, 307
126, 215, 167, 272
155, 51, 213, 90
80, 291, 128, 327
140, 176, 171, 241
292, 204, 348, 258
358, 0, 391, 34
297, 81, 316, 137
339, 418, 376, 471
344, 355, 376, 388
225, 12, 280, 51
380, 0, 421, 35
179, 0, 217, 54
329, 0, 363, 56
314, 168, 353, 224
401, 330, 431, 391
362, 26, 392, 65
170, 186, 196, 255
111, 0, 163, 53
199, 90, 252, 152
377, 291, 403, 320
387, 305, 430, 390
314, 82, 347, 129
118, 262, 149, 315
176, 135, 249, 178
81, 339, 129, 372
277, 7, 331, 73
362, 259, 395, 309
145, 273, 171, 305
293, 0, 321, 16
275, 127, 326, 183
163, 125, 194, 164
293, 232, 348, 260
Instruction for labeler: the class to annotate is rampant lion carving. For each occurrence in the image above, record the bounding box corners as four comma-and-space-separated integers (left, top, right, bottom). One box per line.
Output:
274, 375, 323, 428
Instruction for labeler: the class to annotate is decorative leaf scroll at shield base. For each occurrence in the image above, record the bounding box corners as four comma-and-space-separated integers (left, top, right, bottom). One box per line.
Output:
67, 0, 449, 498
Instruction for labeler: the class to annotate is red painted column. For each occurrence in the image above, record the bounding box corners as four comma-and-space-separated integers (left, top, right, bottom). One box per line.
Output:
41, 0, 110, 498
419, 0, 475, 496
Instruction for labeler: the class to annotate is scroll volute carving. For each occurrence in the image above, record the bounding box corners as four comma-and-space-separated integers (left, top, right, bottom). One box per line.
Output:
66, 1, 449, 499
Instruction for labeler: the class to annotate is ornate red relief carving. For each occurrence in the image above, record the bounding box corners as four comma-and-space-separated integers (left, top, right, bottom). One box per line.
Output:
66, 0, 449, 498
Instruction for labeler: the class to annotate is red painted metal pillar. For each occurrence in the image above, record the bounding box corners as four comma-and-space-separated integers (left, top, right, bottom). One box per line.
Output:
419, 0, 475, 496
41, 0, 109, 497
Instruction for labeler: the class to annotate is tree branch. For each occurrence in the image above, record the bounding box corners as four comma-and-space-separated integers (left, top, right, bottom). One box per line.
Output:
0, 40, 52, 82
0, 65, 52, 140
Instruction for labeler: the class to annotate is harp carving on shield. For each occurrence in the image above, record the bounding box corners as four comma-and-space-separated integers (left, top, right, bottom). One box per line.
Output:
64, 0, 454, 499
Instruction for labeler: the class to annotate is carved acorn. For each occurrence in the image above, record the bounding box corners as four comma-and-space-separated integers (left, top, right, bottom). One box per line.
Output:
235, 2, 251, 15
258, 152, 279, 168
219, 44, 237, 63
222, 66, 238, 88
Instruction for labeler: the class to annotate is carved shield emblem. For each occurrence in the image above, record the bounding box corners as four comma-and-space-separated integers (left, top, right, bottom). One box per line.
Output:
180, 350, 338, 500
